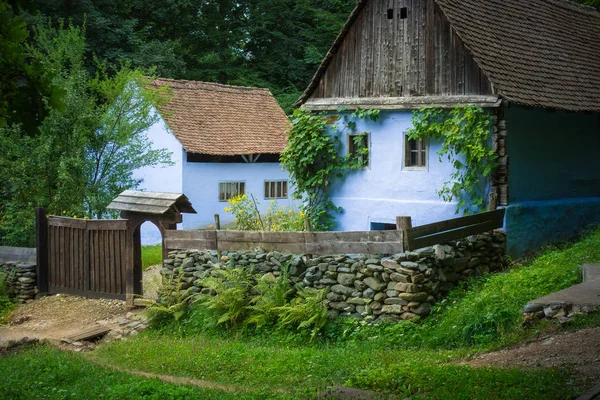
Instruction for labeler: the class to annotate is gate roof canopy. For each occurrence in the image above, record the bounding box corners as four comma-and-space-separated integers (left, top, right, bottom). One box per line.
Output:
107, 190, 197, 215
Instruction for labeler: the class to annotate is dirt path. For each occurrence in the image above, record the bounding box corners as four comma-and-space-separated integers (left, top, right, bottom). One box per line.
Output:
0, 265, 162, 345
463, 326, 600, 381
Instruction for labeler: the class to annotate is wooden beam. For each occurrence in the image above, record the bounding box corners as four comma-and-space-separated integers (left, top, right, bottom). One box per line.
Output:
303, 95, 502, 111
35, 207, 49, 295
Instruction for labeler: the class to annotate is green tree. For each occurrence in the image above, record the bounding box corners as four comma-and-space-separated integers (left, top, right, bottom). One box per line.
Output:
0, 23, 172, 245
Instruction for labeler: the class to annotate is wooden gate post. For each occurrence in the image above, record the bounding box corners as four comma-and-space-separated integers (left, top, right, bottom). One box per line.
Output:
35, 207, 49, 295
396, 216, 412, 251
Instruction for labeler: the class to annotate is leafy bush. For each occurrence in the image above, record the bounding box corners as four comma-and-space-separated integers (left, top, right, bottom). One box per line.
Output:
224, 194, 305, 231
0, 271, 16, 325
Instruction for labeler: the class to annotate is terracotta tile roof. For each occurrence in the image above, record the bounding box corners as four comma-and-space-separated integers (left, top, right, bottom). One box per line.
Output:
152, 78, 289, 155
297, 0, 600, 111
435, 0, 600, 111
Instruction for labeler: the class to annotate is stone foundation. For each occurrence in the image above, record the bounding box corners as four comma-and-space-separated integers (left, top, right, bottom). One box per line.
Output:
0, 261, 37, 303
161, 231, 506, 321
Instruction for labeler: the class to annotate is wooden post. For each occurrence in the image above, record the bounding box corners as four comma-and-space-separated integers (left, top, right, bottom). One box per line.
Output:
214, 214, 221, 262
35, 207, 49, 295
304, 218, 311, 232
396, 216, 412, 251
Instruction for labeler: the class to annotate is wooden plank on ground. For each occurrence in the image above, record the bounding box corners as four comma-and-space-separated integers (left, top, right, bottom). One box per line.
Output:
66, 326, 111, 342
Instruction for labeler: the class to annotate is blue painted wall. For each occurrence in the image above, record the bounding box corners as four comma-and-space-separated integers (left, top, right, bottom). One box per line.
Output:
328, 111, 462, 231
506, 107, 600, 202
181, 159, 294, 230
504, 107, 600, 258
135, 113, 295, 244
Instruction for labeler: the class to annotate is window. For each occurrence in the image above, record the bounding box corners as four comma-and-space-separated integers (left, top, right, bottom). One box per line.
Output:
387, 8, 394, 19
404, 135, 427, 168
265, 180, 288, 199
348, 133, 369, 167
219, 181, 245, 201
400, 7, 408, 19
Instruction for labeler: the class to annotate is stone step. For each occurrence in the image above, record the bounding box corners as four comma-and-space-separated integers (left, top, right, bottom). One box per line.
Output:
582, 264, 600, 283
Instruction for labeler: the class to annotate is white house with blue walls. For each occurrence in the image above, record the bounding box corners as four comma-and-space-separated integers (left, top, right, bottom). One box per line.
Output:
134, 78, 293, 244
295, 0, 600, 258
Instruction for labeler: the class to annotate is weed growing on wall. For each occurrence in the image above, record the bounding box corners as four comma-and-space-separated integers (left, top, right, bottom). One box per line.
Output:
407, 105, 496, 214
281, 107, 379, 230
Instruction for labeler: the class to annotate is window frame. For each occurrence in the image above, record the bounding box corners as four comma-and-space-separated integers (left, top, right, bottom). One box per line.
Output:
264, 180, 289, 200
218, 181, 246, 202
347, 132, 370, 169
403, 134, 428, 170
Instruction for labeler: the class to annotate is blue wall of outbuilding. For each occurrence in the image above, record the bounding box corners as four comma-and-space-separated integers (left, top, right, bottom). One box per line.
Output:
504, 107, 600, 258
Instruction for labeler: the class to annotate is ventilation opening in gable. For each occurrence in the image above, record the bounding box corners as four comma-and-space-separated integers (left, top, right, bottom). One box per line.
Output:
400, 7, 408, 19
387, 9, 394, 19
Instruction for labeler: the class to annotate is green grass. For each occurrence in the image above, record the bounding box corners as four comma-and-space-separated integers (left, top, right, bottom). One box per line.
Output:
142, 245, 163, 270
0, 344, 294, 399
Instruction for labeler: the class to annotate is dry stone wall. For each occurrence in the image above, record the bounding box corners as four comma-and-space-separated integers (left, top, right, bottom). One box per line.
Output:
161, 231, 506, 321
1, 261, 37, 303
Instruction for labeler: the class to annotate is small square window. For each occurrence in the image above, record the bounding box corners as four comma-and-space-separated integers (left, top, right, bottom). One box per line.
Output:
404, 135, 427, 168
219, 181, 245, 201
265, 180, 288, 199
348, 133, 369, 167
400, 7, 408, 19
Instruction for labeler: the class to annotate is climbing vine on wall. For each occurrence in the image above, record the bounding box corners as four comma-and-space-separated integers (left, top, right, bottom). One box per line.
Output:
407, 105, 496, 214
281, 107, 379, 231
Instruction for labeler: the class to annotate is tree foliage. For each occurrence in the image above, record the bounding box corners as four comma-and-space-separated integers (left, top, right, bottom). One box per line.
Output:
0, 22, 172, 245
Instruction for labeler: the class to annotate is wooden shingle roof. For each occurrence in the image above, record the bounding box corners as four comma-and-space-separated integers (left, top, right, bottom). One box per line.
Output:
151, 79, 290, 156
436, 0, 600, 111
107, 190, 197, 215
297, 0, 600, 111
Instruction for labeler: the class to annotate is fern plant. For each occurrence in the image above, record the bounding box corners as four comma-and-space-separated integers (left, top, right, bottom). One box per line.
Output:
275, 287, 328, 340
145, 267, 190, 328
195, 267, 254, 328
245, 266, 294, 328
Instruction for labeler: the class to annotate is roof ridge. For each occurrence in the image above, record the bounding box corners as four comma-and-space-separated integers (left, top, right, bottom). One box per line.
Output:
153, 78, 272, 94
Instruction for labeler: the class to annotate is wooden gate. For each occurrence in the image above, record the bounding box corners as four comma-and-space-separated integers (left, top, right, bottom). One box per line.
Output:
44, 216, 128, 300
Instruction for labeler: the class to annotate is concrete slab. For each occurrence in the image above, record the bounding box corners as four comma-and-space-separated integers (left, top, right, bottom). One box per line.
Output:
583, 264, 600, 283
525, 264, 600, 311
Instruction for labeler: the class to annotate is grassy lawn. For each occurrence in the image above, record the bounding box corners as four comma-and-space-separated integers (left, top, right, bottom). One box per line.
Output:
142, 245, 163, 270
0, 345, 291, 399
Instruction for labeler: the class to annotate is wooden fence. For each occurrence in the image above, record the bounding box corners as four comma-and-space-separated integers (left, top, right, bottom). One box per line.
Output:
164, 209, 505, 254
42, 215, 128, 300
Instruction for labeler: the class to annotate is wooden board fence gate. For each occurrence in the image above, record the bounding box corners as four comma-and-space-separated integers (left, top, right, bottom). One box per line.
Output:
37, 210, 129, 300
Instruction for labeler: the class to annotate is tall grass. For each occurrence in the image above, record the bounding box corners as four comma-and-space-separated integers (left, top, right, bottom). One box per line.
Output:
419, 228, 600, 347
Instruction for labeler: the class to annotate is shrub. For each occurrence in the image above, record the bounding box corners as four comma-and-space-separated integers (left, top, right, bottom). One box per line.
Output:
224, 194, 305, 231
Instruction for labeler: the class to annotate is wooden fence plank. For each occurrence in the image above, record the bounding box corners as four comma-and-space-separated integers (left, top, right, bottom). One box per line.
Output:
86, 220, 128, 230
35, 208, 49, 294
407, 220, 500, 250
48, 217, 87, 229
406, 209, 504, 238
164, 230, 217, 240
165, 238, 218, 251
